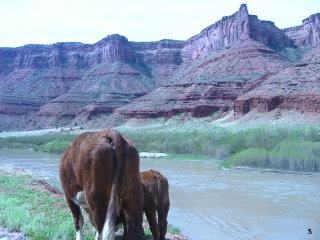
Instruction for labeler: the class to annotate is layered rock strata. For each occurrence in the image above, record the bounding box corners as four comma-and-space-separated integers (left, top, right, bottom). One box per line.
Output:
0, 36, 183, 130
0, 4, 320, 130
234, 62, 320, 116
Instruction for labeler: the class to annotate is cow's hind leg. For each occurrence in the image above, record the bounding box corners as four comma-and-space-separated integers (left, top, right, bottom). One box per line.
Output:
145, 206, 160, 240
158, 200, 169, 240
85, 190, 109, 240
66, 196, 84, 240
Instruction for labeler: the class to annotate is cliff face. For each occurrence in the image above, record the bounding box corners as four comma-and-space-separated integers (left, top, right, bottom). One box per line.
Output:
117, 39, 290, 119
234, 62, 320, 116
117, 4, 306, 121
0, 35, 183, 130
181, 4, 294, 61
284, 13, 320, 47
182, 4, 251, 61
116, 81, 245, 118
1, 4, 320, 130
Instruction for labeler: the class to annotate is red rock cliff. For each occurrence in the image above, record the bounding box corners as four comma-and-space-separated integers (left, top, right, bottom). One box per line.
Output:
1, 4, 320, 130
284, 13, 320, 47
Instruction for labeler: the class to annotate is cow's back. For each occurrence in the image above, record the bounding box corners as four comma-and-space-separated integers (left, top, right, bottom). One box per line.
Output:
59, 130, 115, 198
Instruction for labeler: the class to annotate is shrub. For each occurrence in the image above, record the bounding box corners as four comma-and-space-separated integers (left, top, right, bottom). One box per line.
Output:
269, 141, 320, 171
229, 148, 269, 168
37, 139, 71, 153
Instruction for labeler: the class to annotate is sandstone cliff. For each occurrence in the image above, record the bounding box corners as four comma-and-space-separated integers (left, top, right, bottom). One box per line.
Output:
0, 35, 183, 130
234, 62, 320, 116
118, 4, 317, 121
0, 4, 320, 130
284, 13, 320, 47
182, 4, 294, 61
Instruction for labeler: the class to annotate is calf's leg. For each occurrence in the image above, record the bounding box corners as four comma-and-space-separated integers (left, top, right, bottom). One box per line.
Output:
144, 205, 160, 240
158, 201, 169, 240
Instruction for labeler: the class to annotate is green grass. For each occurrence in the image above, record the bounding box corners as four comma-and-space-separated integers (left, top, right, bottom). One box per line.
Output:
167, 225, 182, 235
34, 139, 71, 154
217, 161, 231, 169
0, 166, 184, 240
0, 133, 76, 154
0, 169, 77, 240
229, 148, 269, 168
125, 127, 320, 172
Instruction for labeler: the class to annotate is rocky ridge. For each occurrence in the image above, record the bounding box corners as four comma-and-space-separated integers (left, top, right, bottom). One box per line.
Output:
0, 35, 183, 129
284, 13, 320, 47
0, 4, 320, 130
117, 5, 320, 121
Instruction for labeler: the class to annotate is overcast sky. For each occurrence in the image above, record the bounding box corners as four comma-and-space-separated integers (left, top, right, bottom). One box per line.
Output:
0, 0, 319, 47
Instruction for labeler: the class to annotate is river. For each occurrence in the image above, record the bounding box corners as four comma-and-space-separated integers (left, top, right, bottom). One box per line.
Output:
0, 148, 319, 240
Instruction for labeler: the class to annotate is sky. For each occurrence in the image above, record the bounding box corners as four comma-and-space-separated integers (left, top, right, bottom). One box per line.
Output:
0, 0, 319, 47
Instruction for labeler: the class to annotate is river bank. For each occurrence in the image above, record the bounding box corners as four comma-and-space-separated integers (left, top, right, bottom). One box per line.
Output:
1, 125, 320, 172
0, 164, 188, 240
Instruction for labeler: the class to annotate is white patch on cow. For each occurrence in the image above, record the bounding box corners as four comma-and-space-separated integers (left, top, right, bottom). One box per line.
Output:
74, 191, 89, 209
95, 232, 101, 240
76, 230, 83, 240
102, 211, 115, 240
76, 210, 84, 240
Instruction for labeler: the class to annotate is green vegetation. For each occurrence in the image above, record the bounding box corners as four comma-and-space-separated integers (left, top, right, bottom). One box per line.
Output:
0, 133, 76, 154
0, 166, 182, 240
167, 225, 182, 235
167, 154, 210, 160
217, 161, 231, 169
0, 167, 78, 240
125, 127, 320, 172
1, 126, 320, 171
34, 139, 71, 153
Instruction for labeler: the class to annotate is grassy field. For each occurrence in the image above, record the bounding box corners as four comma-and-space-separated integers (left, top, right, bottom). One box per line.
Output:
0, 165, 184, 240
1, 126, 320, 172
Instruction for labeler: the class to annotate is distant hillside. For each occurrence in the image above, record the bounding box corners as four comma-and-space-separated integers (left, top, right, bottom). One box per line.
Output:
0, 4, 319, 131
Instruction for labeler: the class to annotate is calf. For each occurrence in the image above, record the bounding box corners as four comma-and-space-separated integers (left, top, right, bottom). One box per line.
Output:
140, 170, 170, 240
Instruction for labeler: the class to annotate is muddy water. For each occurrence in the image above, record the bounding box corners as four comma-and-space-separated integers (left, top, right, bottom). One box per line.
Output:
0, 148, 319, 240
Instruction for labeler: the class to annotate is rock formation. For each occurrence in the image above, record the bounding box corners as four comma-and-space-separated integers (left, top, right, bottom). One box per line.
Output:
182, 4, 294, 61
0, 4, 320, 130
0, 35, 183, 130
118, 5, 319, 121
284, 13, 320, 47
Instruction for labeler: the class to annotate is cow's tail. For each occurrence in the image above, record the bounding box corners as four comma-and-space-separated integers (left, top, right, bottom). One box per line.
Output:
102, 129, 126, 240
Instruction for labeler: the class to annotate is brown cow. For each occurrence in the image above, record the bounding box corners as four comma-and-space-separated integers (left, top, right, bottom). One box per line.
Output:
140, 170, 170, 240
59, 129, 144, 240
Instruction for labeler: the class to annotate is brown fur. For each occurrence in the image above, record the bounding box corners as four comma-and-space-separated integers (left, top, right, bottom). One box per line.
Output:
116, 170, 170, 240
140, 170, 170, 240
59, 129, 143, 240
